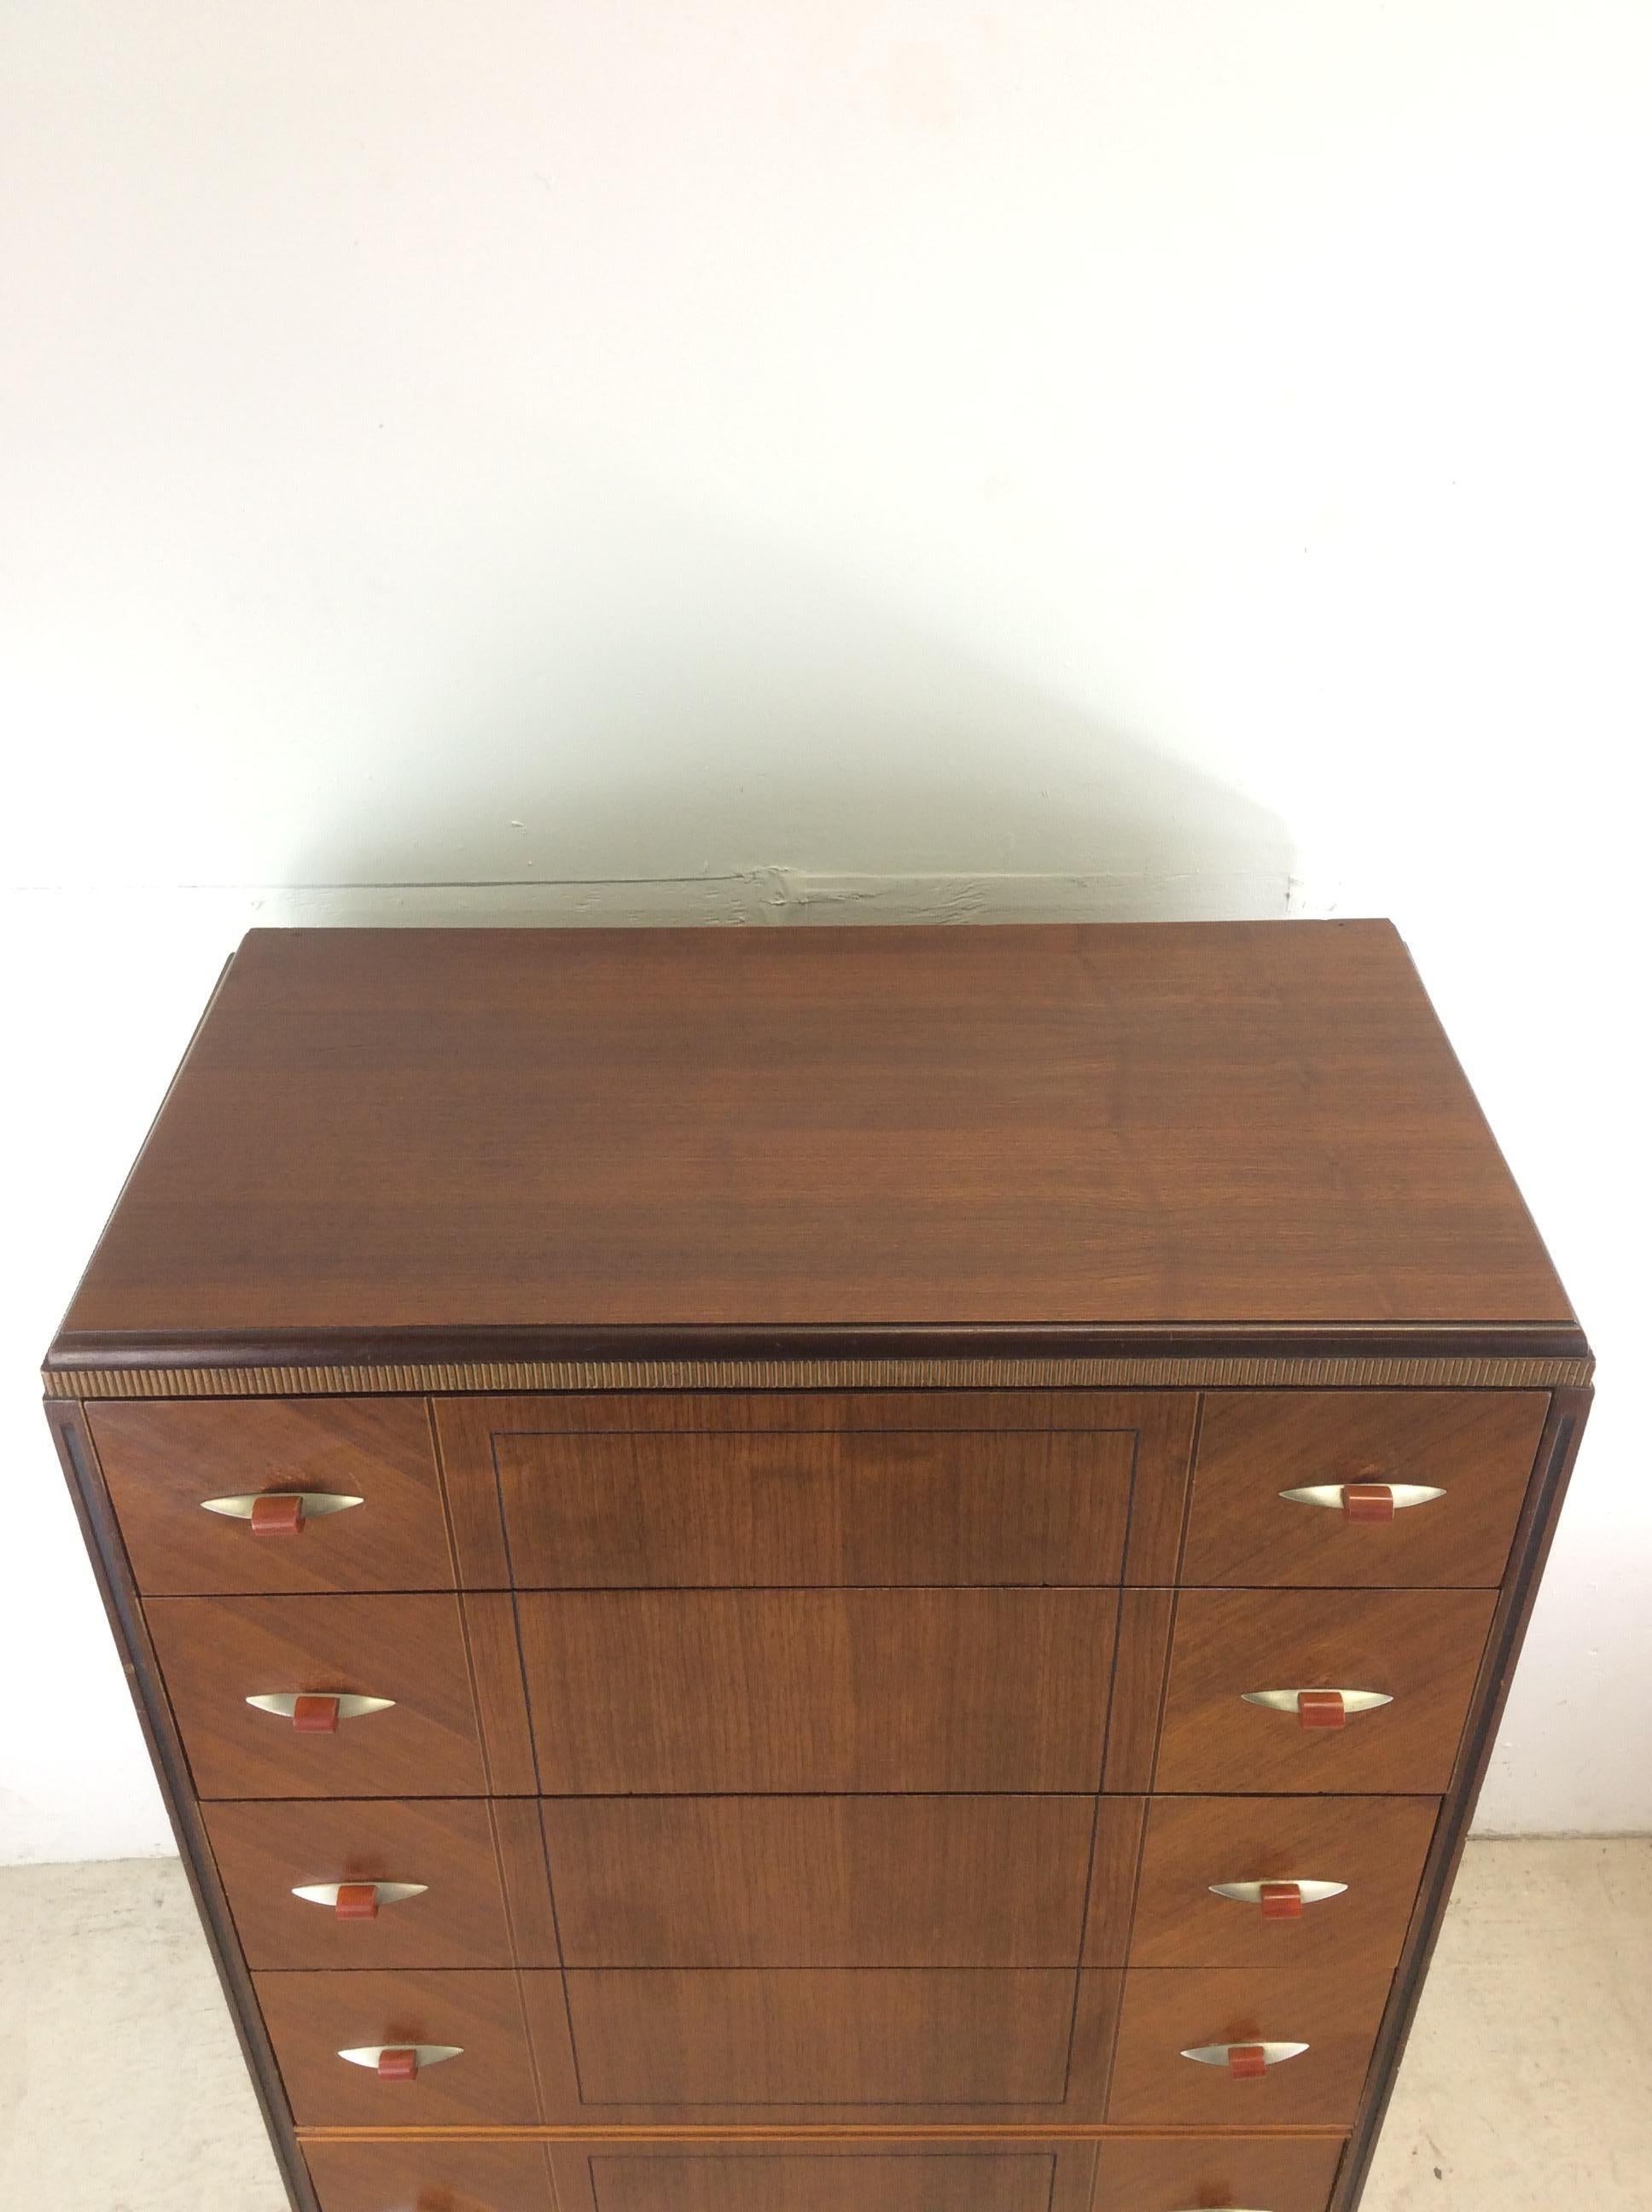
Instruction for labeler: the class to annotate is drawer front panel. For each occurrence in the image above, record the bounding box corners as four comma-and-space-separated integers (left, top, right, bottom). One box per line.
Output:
519, 1590, 1118, 1793
1108, 1965, 1393, 2124
90, 1399, 451, 1595
203, 1798, 521, 1970
1126, 1794, 1440, 1970
1091, 2135, 1345, 2212
255, 1968, 540, 2126
146, 1594, 486, 1799
489, 1426, 1132, 1586
560, 1968, 1081, 2106
305, 2141, 556, 2212
571, 2151, 1059, 2212
1182, 1389, 1548, 1587
1155, 1587, 1497, 1793
542, 1795, 1114, 1967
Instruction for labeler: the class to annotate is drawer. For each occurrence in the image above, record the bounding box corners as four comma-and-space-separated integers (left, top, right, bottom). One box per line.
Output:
1108, 1965, 1393, 2124
441, 1399, 1136, 1586
532, 1967, 1121, 2117
547, 2141, 1102, 2212
146, 1594, 486, 1798
256, 1968, 541, 2125
203, 1798, 538, 1970
89, 1400, 451, 1595
1182, 1389, 1548, 1587
543, 1795, 1126, 1966
305, 2142, 556, 2212
1155, 1587, 1497, 1792
1090, 2136, 1344, 2212
518, 1589, 1118, 1792
1127, 1794, 1439, 1970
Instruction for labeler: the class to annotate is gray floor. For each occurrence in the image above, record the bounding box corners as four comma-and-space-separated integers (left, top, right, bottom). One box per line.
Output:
0, 1840, 1646, 2209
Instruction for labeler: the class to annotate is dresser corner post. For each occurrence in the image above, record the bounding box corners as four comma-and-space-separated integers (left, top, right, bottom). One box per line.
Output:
1326, 1379, 1594, 2212
42, 1394, 321, 2212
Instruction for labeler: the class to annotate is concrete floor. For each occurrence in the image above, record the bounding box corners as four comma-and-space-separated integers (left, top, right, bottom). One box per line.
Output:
0, 1840, 1646, 2209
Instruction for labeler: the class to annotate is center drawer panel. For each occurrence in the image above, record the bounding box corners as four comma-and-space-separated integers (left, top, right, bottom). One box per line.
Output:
544, 1795, 1120, 1966
518, 1589, 1119, 1793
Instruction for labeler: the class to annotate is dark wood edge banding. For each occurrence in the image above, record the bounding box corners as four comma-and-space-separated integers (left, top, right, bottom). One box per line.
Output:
45, 1399, 320, 2212
1328, 1383, 1593, 2212
43, 1352, 1593, 1399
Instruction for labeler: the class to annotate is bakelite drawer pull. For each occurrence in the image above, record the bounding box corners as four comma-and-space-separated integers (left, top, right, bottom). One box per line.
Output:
1209, 1877, 1348, 1914
1279, 1480, 1446, 1519
339, 2043, 462, 2080
1182, 2039, 1309, 2075
201, 1490, 364, 1534
1241, 1687, 1392, 1730
292, 1880, 429, 1918
246, 1691, 395, 1732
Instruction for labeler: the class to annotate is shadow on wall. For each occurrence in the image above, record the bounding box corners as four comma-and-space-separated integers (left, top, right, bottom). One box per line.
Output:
277, 480, 1297, 927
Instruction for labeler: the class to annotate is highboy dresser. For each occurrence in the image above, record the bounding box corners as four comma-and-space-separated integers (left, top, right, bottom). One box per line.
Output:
44, 922, 1591, 2212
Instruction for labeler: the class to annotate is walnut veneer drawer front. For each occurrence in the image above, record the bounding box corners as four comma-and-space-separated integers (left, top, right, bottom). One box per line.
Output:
304, 2141, 557, 2212
202, 1799, 551, 1970
436, 1391, 1176, 1587
543, 1795, 1128, 1966
1155, 1587, 1498, 1793
519, 1589, 1119, 1793
89, 1400, 451, 1595
1129, 1794, 1440, 1970
1183, 1390, 1550, 1587
146, 1595, 487, 1799
1109, 1965, 1395, 2124
256, 1969, 541, 2127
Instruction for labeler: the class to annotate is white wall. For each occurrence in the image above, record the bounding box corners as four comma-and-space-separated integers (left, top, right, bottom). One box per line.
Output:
3, 1, 1648, 1860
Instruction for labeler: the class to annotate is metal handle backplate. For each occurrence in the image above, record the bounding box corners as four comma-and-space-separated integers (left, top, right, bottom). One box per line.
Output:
1182, 2039, 1308, 2072
293, 1881, 428, 1917
1280, 1481, 1445, 1517
201, 1491, 364, 1533
246, 1692, 394, 1729
339, 2043, 462, 2078
1209, 1877, 1347, 1910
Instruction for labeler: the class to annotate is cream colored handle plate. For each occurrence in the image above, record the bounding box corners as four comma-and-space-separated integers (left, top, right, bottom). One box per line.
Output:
1182, 2040, 1308, 2066
1209, 1878, 1347, 1905
1279, 1482, 1445, 1510
246, 1692, 394, 1720
293, 1881, 428, 1908
201, 1491, 364, 1520
339, 2043, 462, 2069
1241, 1688, 1392, 1714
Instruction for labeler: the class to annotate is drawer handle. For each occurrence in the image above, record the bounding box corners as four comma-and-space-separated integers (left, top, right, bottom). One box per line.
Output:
292, 1881, 429, 1918
1209, 1878, 1348, 1915
1242, 1687, 1392, 1730
1279, 1480, 1445, 1521
201, 1491, 364, 1534
246, 1691, 395, 1732
1183, 2040, 1308, 2077
339, 2043, 462, 2080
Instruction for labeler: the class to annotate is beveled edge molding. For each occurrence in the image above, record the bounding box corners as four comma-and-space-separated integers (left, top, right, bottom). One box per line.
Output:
44, 1351, 1594, 1398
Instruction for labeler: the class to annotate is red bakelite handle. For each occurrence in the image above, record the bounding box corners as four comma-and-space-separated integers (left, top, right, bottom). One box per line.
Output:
1298, 1690, 1346, 1731
1261, 1882, 1304, 1919
335, 1883, 381, 1920
1344, 1482, 1396, 1522
251, 1494, 305, 1536
293, 1694, 340, 1734
1228, 2043, 1268, 2080
376, 2047, 419, 2081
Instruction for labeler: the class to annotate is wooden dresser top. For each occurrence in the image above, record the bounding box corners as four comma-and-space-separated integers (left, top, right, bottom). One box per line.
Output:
47, 921, 1583, 1380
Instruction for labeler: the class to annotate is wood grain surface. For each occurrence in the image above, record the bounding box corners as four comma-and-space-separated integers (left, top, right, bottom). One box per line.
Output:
89, 1398, 451, 1597
1182, 1390, 1550, 1587
515, 1589, 1119, 1794
1155, 1588, 1498, 1793
52, 923, 1576, 1350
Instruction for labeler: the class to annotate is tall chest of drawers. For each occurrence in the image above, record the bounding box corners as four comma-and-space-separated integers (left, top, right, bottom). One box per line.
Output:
44, 921, 1591, 2212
